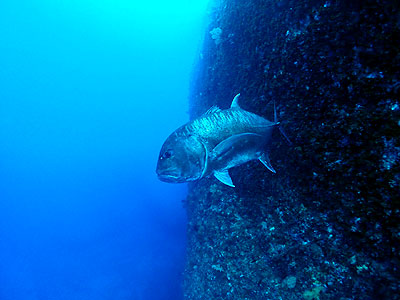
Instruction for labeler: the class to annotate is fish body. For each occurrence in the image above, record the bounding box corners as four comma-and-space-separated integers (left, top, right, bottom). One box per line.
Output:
156, 94, 280, 187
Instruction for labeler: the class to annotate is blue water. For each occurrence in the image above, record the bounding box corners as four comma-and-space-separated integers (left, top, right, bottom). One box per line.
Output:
0, 1, 208, 299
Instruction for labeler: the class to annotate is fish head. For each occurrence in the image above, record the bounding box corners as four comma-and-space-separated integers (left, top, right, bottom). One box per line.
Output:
156, 134, 206, 183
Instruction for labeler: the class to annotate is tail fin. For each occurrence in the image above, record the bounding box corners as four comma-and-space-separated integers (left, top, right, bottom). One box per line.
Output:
274, 100, 293, 146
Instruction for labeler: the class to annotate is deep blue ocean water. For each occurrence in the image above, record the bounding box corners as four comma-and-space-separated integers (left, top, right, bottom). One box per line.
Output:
0, 1, 208, 299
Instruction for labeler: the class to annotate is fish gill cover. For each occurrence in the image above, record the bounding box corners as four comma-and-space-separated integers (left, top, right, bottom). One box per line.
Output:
184, 0, 400, 300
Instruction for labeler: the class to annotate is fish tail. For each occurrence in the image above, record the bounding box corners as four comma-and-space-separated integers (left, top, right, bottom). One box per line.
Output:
274, 100, 292, 146
278, 126, 292, 146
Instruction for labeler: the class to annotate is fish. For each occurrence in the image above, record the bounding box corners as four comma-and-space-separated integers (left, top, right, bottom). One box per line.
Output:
156, 94, 290, 187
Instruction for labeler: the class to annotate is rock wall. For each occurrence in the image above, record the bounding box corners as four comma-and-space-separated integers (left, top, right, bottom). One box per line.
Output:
184, 1, 400, 299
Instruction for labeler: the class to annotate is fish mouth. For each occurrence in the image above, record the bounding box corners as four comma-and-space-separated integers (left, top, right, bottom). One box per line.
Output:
156, 165, 189, 183
158, 173, 180, 182
157, 168, 181, 183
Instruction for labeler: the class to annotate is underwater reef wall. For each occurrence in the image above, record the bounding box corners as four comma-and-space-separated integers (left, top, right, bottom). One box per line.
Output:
184, 0, 400, 299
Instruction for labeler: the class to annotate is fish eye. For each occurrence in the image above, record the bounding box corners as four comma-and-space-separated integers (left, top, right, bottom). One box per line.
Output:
161, 149, 174, 159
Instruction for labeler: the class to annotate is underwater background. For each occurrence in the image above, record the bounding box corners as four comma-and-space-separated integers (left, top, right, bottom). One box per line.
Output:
1, 0, 400, 300
0, 1, 208, 299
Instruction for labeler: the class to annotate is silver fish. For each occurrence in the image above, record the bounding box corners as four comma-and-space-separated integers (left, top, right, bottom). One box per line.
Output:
156, 94, 287, 187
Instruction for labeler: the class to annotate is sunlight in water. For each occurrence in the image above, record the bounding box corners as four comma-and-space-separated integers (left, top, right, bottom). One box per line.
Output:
42, 0, 210, 27
34, 0, 211, 43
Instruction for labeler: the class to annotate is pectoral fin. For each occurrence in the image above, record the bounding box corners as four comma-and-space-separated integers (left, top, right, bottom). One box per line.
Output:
211, 133, 263, 160
214, 170, 235, 187
259, 152, 276, 173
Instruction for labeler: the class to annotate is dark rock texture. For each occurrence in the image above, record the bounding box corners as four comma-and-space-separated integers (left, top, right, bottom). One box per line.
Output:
184, 1, 400, 299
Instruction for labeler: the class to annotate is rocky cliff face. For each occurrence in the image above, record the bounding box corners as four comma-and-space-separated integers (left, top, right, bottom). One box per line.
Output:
184, 1, 400, 299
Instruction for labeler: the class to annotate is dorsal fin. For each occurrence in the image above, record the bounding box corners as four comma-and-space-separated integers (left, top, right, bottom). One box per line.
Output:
231, 93, 241, 109
204, 105, 221, 115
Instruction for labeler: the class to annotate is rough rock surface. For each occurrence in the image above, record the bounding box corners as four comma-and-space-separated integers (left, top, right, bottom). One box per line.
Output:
184, 1, 400, 299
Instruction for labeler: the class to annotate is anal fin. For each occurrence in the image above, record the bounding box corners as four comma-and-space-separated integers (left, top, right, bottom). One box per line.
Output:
259, 153, 276, 173
214, 170, 235, 187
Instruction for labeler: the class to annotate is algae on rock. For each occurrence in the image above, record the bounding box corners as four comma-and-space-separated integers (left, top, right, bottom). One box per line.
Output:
184, 1, 400, 299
